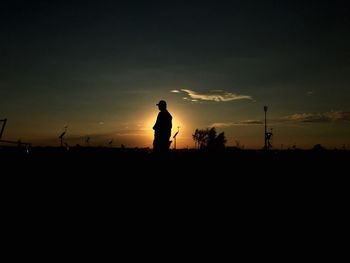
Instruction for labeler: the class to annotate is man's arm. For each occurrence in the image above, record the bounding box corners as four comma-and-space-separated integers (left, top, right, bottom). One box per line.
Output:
153, 113, 160, 130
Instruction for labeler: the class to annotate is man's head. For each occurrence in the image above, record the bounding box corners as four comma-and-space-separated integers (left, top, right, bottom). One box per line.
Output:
156, 100, 167, 111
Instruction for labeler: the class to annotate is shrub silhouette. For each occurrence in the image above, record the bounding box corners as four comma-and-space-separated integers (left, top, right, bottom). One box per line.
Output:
312, 144, 326, 151
192, 127, 226, 151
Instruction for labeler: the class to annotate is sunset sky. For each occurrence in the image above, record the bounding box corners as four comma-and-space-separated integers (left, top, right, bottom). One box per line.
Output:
1, 0, 349, 149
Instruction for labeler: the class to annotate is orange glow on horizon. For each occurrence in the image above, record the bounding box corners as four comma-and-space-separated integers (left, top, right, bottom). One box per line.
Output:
140, 108, 192, 149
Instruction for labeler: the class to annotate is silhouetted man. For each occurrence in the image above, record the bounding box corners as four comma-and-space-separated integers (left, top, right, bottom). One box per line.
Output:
153, 100, 172, 155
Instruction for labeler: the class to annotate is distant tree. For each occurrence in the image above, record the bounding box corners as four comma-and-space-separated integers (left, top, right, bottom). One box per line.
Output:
192, 128, 207, 149
192, 127, 226, 151
312, 144, 326, 151
214, 130, 227, 151
192, 129, 199, 149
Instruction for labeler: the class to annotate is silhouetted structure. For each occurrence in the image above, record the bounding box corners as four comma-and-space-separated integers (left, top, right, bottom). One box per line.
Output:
173, 126, 180, 150
0, 118, 31, 149
153, 100, 172, 155
0, 118, 7, 139
264, 106, 273, 150
64, 142, 69, 151
59, 126, 67, 147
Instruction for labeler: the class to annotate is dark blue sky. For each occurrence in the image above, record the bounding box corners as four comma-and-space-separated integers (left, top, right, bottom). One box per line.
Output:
1, 0, 349, 148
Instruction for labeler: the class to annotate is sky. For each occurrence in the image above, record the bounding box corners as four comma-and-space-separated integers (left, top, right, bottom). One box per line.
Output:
1, 0, 349, 149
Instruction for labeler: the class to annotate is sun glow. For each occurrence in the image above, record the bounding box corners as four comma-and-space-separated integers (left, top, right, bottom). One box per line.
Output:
141, 109, 190, 149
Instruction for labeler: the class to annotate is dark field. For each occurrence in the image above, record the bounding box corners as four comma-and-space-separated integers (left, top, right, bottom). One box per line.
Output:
1, 146, 349, 175
1, 146, 347, 230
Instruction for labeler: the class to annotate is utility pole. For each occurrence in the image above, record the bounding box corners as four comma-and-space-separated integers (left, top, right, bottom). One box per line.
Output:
59, 126, 67, 147
264, 106, 273, 150
0, 118, 7, 139
173, 126, 180, 150
264, 106, 268, 150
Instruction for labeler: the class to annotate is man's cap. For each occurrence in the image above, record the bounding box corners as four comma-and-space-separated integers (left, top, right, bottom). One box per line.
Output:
156, 100, 167, 106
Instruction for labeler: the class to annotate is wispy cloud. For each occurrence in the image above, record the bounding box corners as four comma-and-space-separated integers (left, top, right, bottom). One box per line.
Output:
171, 89, 253, 102
211, 120, 263, 127
282, 111, 350, 123
209, 111, 350, 128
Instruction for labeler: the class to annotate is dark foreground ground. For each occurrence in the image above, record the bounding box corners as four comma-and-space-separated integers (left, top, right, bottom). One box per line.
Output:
2, 146, 348, 204
2, 146, 348, 211
1, 146, 349, 174
1, 146, 348, 238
